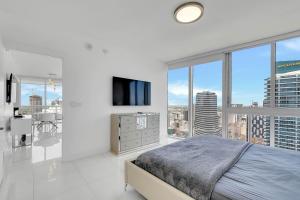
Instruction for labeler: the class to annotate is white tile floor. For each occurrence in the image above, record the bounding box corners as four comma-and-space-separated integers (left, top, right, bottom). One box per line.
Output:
0, 126, 177, 200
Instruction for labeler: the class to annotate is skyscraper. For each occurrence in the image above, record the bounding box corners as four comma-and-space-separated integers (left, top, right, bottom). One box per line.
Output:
29, 95, 42, 113
264, 60, 300, 151
194, 91, 221, 135
251, 115, 270, 145
249, 102, 270, 145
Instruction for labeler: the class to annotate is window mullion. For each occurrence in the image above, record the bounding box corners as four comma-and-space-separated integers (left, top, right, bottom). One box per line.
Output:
44, 81, 47, 106
223, 53, 231, 138
247, 115, 252, 142
270, 42, 276, 108
188, 66, 193, 137
270, 42, 276, 147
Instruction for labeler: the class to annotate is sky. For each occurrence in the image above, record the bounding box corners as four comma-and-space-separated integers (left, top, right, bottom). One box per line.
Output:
21, 83, 62, 106
168, 37, 300, 106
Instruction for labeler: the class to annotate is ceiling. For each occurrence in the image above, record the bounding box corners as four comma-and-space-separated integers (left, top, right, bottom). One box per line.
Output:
6, 50, 62, 79
0, 0, 300, 63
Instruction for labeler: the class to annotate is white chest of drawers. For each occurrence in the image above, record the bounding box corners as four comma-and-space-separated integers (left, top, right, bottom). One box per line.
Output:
111, 113, 160, 154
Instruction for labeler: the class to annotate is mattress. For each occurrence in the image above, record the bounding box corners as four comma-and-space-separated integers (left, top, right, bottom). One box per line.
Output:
212, 144, 300, 200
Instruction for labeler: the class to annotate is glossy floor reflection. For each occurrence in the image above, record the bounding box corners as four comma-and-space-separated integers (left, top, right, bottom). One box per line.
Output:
0, 127, 178, 200
12, 124, 62, 164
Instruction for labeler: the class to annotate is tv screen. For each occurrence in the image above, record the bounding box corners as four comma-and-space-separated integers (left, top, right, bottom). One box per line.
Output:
113, 76, 151, 106
6, 73, 13, 103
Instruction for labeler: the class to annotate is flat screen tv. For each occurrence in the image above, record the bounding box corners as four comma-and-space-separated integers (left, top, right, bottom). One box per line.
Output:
6, 73, 13, 103
113, 76, 151, 106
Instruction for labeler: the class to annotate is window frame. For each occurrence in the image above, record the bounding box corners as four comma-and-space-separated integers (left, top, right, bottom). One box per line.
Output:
168, 54, 226, 138
167, 30, 300, 148
167, 66, 190, 139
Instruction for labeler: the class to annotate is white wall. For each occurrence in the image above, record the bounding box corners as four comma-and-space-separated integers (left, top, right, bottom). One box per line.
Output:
1, 29, 168, 161
0, 33, 5, 185
0, 34, 11, 128
62, 43, 168, 161
0, 34, 4, 108
5, 50, 62, 79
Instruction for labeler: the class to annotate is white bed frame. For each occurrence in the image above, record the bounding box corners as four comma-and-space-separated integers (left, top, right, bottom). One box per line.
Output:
125, 159, 194, 200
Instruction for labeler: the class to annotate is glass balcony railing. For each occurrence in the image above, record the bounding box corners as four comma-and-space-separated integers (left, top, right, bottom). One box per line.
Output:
19, 105, 62, 116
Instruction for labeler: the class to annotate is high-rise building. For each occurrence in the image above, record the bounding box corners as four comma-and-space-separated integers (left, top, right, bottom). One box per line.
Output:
249, 102, 270, 145
194, 91, 221, 135
29, 95, 42, 113
264, 60, 300, 151
183, 110, 188, 121
51, 99, 63, 106
228, 114, 247, 141
251, 115, 270, 145
251, 102, 258, 107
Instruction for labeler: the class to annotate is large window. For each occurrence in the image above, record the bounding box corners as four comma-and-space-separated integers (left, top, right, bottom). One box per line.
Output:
272, 37, 300, 151
46, 84, 62, 106
231, 45, 271, 107
20, 78, 62, 115
21, 83, 45, 106
193, 61, 222, 136
168, 67, 189, 138
229, 38, 300, 152
228, 114, 270, 145
168, 33, 300, 152
276, 37, 300, 108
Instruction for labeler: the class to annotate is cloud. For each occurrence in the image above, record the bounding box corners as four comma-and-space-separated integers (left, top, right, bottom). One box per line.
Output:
168, 82, 222, 97
21, 90, 32, 96
21, 84, 44, 96
168, 100, 185, 106
282, 38, 300, 52
168, 82, 189, 96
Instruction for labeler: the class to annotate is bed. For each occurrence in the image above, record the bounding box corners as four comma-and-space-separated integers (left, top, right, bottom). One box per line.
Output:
125, 135, 300, 200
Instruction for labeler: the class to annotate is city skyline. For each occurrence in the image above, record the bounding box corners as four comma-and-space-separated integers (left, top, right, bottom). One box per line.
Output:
264, 60, 300, 151
168, 37, 300, 106
21, 83, 62, 106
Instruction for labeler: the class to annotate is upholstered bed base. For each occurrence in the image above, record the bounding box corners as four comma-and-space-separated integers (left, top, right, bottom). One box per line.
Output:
125, 160, 194, 200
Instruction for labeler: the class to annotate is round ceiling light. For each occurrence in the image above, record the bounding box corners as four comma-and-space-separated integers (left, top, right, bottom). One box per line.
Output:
174, 2, 204, 24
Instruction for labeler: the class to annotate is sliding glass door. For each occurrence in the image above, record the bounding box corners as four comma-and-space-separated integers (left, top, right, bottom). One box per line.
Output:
193, 60, 223, 136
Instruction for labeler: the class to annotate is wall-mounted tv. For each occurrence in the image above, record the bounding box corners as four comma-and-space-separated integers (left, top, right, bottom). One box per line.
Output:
6, 73, 13, 103
113, 76, 151, 106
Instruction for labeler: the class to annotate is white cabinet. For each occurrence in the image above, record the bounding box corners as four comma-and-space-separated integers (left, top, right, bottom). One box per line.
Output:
11, 117, 32, 148
111, 113, 160, 154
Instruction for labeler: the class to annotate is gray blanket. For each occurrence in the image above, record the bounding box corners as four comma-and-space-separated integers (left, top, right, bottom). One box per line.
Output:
135, 135, 251, 200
